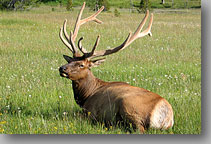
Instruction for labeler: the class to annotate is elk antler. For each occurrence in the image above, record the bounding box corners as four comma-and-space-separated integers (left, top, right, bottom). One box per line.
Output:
59, 3, 153, 60
83, 10, 153, 59
59, 2, 104, 56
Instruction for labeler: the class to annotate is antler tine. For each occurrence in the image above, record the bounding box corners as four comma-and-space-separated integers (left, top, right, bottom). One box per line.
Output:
59, 19, 77, 54
138, 13, 153, 37
126, 10, 150, 47
59, 27, 73, 53
79, 36, 101, 59
63, 19, 70, 41
78, 37, 87, 54
126, 11, 153, 47
90, 35, 100, 55
72, 2, 104, 42
89, 33, 132, 58
69, 31, 78, 53
80, 6, 104, 25
72, 2, 86, 42
133, 10, 149, 37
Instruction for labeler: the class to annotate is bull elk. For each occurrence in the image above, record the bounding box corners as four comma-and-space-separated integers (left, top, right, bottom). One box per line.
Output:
58, 2, 174, 133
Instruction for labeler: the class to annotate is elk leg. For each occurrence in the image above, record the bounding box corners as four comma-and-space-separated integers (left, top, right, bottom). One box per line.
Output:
139, 125, 145, 134
122, 113, 146, 134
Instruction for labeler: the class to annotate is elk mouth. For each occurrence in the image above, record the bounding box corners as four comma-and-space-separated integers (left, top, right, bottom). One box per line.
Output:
59, 67, 69, 78
60, 72, 69, 78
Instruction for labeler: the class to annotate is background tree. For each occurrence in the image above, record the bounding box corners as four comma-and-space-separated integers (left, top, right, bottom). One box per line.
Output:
114, 8, 120, 17
98, 0, 110, 11
85, 0, 109, 11
0, 0, 40, 10
138, 0, 151, 13
66, 0, 73, 11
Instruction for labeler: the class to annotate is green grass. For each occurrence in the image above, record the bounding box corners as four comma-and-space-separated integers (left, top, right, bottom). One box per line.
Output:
0, 6, 201, 134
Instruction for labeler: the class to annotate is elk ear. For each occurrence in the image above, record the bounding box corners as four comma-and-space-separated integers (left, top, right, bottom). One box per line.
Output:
89, 58, 106, 68
63, 55, 74, 63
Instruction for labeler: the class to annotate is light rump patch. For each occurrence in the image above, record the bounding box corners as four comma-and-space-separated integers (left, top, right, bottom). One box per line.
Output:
150, 99, 174, 129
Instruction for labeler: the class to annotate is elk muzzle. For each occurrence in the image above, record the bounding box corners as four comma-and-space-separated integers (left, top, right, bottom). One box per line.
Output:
59, 65, 69, 78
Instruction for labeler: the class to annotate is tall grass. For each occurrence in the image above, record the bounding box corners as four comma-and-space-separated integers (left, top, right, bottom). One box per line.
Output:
0, 6, 201, 134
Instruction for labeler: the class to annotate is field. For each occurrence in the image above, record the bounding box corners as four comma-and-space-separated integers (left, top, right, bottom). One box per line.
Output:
0, 6, 201, 134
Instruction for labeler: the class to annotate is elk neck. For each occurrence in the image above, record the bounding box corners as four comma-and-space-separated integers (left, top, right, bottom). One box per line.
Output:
71, 70, 106, 107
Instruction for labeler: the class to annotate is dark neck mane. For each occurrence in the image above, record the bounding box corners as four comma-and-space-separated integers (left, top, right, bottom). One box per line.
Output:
72, 70, 106, 107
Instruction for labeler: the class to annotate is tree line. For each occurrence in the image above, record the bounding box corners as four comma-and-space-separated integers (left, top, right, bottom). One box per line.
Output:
0, 0, 200, 11
0, 0, 112, 11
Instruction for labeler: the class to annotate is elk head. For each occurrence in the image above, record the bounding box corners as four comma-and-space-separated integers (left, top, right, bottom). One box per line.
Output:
59, 2, 153, 81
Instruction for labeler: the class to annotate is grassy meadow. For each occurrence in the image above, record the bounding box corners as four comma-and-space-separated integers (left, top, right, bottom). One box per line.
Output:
0, 6, 201, 134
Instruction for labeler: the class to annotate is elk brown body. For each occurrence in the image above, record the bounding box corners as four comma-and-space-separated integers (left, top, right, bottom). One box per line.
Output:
59, 2, 174, 133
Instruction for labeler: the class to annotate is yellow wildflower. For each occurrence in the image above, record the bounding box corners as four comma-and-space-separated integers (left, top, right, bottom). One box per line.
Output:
54, 127, 58, 130
0, 121, 6, 124
105, 128, 108, 131
63, 127, 67, 132
69, 122, 73, 128
0, 113, 2, 116
88, 112, 91, 116
0, 128, 4, 133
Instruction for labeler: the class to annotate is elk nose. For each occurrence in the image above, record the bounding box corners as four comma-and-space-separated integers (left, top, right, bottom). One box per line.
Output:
59, 66, 66, 72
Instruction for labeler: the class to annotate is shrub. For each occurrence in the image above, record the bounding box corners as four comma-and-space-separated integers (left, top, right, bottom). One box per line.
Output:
86, 0, 110, 11
138, 0, 151, 13
0, 0, 40, 11
114, 8, 120, 17
99, 0, 109, 11
66, 0, 73, 11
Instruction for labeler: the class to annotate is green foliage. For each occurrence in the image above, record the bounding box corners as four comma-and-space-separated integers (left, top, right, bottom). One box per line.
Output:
84, 0, 95, 10
114, 8, 120, 17
138, 0, 151, 13
86, 0, 110, 11
99, 0, 110, 11
0, 0, 40, 10
66, 0, 73, 11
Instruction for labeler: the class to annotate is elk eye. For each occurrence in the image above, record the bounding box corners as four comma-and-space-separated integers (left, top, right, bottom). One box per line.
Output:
79, 64, 84, 68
